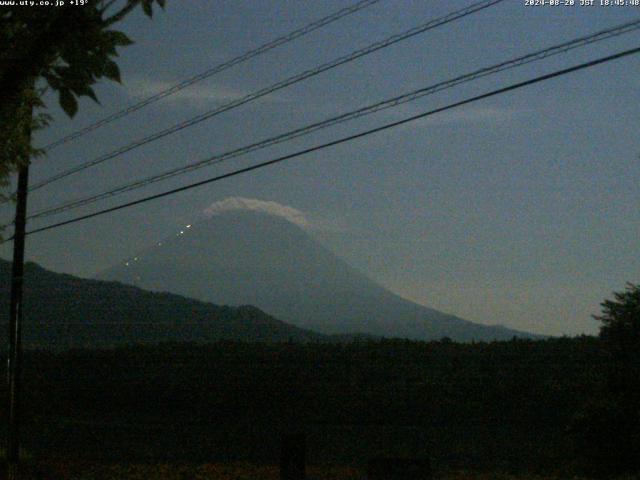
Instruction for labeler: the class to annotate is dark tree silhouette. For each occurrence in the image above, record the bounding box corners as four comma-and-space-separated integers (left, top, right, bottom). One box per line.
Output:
594, 283, 640, 422
595, 282, 640, 352
595, 283, 640, 415
0, 0, 166, 198
573, 283, 640, 478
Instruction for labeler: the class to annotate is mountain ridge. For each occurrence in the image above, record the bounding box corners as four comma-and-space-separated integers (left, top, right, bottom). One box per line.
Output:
0, 259, 329, 350
98, 210, 541, 341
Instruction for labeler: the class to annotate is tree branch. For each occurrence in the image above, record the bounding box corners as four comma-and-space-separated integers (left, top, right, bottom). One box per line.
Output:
104, 1, 140, 26
99, 0, 119, 15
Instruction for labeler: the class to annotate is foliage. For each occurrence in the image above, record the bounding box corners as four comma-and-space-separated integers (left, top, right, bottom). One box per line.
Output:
0, 336, 607, 474
594, 283, 640, 353
30, 461, 364, 480
595, 284, 640, 407
570, 284, 640, 478
5, 460, 612, 480
0, 0, 165, 196
0, 87, 48, 203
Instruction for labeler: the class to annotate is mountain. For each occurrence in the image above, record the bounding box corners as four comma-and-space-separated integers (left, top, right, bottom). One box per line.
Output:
0, 259, 327, 350
98, 210, 538, 341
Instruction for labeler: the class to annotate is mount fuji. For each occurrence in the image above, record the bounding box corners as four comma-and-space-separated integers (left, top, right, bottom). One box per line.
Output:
98, 200, 538, 342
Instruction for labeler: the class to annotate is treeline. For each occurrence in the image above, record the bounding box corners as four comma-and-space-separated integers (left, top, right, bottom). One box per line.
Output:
2, 335, 618, 475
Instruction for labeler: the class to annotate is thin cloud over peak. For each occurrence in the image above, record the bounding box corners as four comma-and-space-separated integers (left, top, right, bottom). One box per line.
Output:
203, 197, 310, 228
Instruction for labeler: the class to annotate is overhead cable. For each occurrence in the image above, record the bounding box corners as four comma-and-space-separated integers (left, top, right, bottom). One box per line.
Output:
16, 44, 640, 239
40, 0, 383, 151
28, 0, 505, 192
27, 19, 640, 221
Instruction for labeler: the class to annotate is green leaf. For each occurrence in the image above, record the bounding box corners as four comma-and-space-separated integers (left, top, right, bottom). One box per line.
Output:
142, 0, 153, 17
59, 88, 78, 118
103, 59, 121, 83
56, 65, 92, 90
107, 30, 134, 47
74, 85, 100, 104
42, 71, 62, 90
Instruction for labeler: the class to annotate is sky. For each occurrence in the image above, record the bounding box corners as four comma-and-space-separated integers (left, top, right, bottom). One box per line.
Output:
1, 0, 639, 336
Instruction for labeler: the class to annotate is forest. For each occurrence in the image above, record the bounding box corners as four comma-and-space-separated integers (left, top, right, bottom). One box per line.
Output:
1, 333, 635, 479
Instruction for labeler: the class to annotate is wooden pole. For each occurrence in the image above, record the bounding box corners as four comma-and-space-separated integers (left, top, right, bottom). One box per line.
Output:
7, 165, 29, 479
6, 107, 31, 478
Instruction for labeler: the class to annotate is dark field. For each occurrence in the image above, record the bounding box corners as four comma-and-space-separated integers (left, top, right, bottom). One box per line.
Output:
0, 336, 614, 478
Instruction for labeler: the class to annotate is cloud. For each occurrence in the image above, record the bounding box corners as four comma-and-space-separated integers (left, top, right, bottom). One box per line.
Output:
425, 106, 521, 124
203, 197, 310, 228
124, 78, 287, 105
385, 104, 524, 129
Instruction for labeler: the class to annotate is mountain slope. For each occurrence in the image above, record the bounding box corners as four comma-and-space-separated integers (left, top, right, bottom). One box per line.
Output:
0, 259, 327, 350
98, 210, 538, 341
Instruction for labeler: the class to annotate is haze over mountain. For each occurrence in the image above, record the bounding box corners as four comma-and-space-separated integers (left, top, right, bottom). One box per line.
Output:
98, 198, 538, 341
0, 259, 326, 350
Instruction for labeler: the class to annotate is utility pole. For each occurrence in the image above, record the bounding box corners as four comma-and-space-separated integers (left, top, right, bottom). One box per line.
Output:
6, 106, 32, 480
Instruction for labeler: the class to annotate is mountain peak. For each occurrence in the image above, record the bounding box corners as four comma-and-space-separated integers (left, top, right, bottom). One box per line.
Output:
99, 207, 540, 342
100, 210, 530, 341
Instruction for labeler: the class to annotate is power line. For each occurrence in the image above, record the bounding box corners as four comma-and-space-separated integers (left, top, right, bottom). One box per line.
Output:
27, 18, 640, 221
40, 0, 383, 152
28, 0, 505, 193
17, 45, 640, 240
